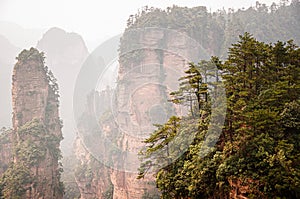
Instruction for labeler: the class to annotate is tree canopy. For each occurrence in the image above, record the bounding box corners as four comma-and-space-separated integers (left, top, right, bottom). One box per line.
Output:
138, 33, 300, 199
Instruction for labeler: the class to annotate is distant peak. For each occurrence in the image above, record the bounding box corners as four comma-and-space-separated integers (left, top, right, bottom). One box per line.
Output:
37, 27, 88, 50
42, 27, 67, 37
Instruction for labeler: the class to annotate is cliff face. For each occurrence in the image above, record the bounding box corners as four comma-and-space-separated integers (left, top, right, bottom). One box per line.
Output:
74, 28, 197, 199
74, 136, 113, 199
12, 50, 51, 129
111, 29, 195, 199
73, 91, 114, 199
0, 48, 63, 199
74, 4, 300, 198
72, 11, 219, 199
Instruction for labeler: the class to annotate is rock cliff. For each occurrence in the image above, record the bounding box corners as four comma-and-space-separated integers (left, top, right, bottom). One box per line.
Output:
73, 3, 300, 198
110, 28, 195, 199
74, 28, 197, 199
72, 8, 220, 199
0, 48, 63, 199
73, 90, 114, 199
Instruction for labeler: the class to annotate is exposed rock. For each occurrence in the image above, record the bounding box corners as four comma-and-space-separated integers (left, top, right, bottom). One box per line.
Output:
72, 90, 114, 199
73, 4, 300, 198
0, 48, 63, 199
74, 136, 113, 199
109, 29, 192, 199
37, 27, 88, 68
74, 28, 193, 199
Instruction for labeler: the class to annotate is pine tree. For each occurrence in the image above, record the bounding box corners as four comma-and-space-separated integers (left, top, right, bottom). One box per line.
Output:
138, 33, 300, 198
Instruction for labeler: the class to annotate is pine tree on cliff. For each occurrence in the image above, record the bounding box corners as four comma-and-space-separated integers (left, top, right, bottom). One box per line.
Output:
138, 33, 300, 198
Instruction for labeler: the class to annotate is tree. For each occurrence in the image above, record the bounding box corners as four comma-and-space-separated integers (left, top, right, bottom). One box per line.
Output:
138, 33, 300, 198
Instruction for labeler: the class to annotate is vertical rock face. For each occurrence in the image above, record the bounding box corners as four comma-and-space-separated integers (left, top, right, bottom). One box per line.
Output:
74, 29, 194, 199
12, 49, 50, 130
73, 91, 115, 199
36, 27, 89, 199
0, 48, 63, 199
70, 4, 300, 198
74, 136, 113, 199
110, 29, 194, 199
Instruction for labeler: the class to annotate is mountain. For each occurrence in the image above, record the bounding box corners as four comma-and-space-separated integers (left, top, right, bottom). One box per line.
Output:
73, 2, 300, 198
37, 27, 89, 154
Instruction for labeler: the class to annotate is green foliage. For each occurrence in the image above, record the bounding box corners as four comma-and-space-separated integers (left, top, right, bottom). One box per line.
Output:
16, 47, 45, 63
0, 128, 11, 145
138, 116, 181, 179
0, 117, 64, 198
121, 2, 300, 62
15, 140, 46, 166
281, 100, 300, 130
138, 33, 300, 198
0, 163, 33, 199
17, 118, 46, 137
46, 70, 60, 99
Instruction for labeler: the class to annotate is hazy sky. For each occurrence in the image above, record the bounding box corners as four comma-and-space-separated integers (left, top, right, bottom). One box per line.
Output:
0, 0, 279, 50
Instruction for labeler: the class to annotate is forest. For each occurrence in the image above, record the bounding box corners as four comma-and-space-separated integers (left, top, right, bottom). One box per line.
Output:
138, 33, 300, 198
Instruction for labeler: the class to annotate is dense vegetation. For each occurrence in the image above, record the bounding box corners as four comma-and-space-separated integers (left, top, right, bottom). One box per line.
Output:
138, 33, 300, 198
122, 0, 300, 58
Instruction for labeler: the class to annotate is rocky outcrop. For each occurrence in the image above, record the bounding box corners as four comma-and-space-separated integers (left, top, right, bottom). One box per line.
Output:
74, 27, 197, 198
74, 136, 113, 199
110, 28, 195, 199
73, 90, 114, 199
0, 48, 63, 199
37, 27, 89, 155
70, 3, 300, 198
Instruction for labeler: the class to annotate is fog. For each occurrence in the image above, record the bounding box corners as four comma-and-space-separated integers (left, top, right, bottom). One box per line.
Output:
0, 0, 280, 154
1, 0, 277, 51
1, 1, 298, 198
